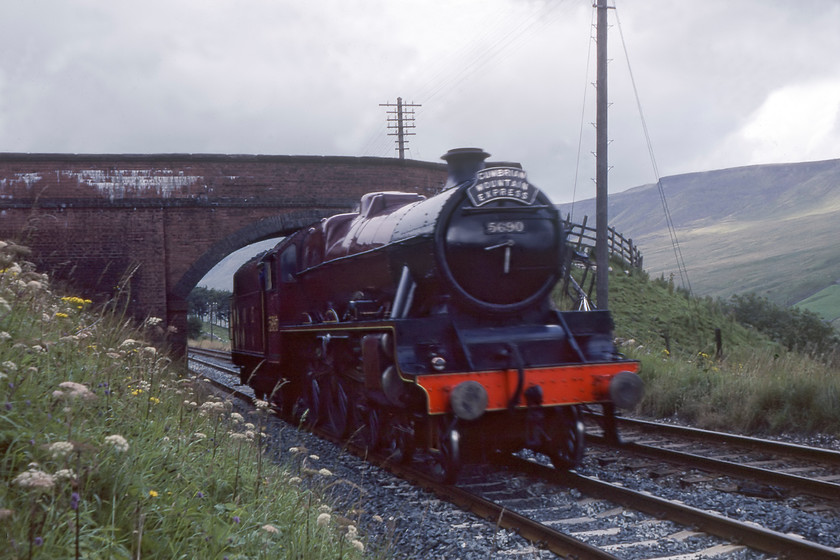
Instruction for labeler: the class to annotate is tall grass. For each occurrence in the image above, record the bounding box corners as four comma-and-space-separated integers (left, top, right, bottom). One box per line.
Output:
603, 264, 840, 436
0, 241, 364, 559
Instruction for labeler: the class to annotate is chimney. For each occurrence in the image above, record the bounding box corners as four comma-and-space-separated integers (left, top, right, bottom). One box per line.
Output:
441, 147, 490, 190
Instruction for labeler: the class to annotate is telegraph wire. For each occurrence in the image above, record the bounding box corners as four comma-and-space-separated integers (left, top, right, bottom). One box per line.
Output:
614, 3, 692, 295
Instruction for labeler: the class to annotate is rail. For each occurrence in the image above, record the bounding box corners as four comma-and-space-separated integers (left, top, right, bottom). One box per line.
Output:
563, 214, 643, 270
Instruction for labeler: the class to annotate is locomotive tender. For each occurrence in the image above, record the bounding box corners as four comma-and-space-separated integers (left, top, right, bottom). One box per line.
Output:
231, 148, 642, 482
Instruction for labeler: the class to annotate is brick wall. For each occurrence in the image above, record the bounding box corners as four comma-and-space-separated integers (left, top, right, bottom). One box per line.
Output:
0, 153, 449, 354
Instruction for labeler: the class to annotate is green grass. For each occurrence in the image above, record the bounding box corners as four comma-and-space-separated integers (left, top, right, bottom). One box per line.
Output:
567, 262, 840, 435
0, 242, 365, 559
796, 283, 840, 326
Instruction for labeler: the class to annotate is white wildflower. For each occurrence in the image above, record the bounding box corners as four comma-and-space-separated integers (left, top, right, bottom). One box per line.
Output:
54, 469, 77, 481
48, 441, 74, 459
318, 468, 332, 477
261, 524, 279, 534
316, 513, 331, 527
13, 468, 55, 490
351, 540, 364, 553
230, 412, 244, 424
104, 434, 130, 453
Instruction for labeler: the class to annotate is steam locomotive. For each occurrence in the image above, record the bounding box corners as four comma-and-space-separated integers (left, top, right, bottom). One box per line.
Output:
231, 148, 642, 482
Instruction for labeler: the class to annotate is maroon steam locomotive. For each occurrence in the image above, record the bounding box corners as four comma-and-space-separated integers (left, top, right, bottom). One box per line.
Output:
231, 148, 642, 482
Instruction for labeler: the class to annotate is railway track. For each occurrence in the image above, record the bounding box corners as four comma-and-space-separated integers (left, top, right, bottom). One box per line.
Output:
187, 347, 840, 558
586, 414, 840, 501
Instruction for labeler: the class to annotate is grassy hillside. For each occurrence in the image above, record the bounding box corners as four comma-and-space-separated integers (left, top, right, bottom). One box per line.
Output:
597, 263, 840, 434
559, 158, 840, 316
797, 284, 840, 329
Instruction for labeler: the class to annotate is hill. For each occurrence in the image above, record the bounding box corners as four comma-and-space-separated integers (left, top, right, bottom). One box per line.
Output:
558, 158, 840, 323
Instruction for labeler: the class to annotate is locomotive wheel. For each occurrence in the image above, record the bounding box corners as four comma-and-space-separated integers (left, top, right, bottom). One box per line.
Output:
356, 404, 382, 452
325, 380, 350, 438
547, 405, 585, 470
383, 416, 415, 464
432, 426, 461, 485
294, 374, 322, 428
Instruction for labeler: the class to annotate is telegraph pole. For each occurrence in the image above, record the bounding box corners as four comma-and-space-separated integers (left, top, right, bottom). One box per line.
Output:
380, 97, 421, 159
595, 0, 610, 309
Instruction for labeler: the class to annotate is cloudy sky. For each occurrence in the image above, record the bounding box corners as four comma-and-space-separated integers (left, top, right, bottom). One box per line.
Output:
2, 0, 839, 203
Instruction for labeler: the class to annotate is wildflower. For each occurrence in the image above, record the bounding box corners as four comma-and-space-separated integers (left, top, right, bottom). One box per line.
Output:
145, 316, 163, 326
148, 490, 158, 498
318, 505, 331, 514
245, 422, 256, 430
0, 509, 13, 520
193, 432, 207, 440
351, 539, 364, 553
54, 469, 77, 481
2, 361, 17, 373
149, 396, 161, 404
261, 524, 279, 534
141, 346, 157, 357
70, 492, 80, 511
372, 515, 383, 523
120, 339, 139, 348
288, 476, 302, 485
230, 432, 248, 441
316, 513, 331, 527
196, 491, 204, 498
13, 468, 55, 490
199, 401, 225, 415
55, 312, 69, 319
48, 441, 74, 459
254, 398, 270, 409
346, 525, 357, 539
318, 468, 332, 477
289, 446, 300, 453
309, 454, 319, 461
57, 381, 96, 401
0, 331, 10, 341
232, 516, 240, 524
230, 412, 244, 424
34, 537, 43, 546
104, 434, 130, 453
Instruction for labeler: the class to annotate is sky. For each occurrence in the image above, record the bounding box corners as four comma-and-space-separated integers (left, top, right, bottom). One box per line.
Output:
2, 0, 840, 204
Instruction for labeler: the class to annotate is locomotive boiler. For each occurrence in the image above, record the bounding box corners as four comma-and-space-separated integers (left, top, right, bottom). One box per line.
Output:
231, 147, 642, 482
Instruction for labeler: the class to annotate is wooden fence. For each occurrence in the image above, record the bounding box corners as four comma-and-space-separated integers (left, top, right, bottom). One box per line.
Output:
562, 214, 643, 270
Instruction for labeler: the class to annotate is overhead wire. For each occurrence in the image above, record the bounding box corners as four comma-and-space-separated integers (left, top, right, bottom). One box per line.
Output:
614, 3, 692, 295
568, 5, 598, 223
362, 0, 575, 159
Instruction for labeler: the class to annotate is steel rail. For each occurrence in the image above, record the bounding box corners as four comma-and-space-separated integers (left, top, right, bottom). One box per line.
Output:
509, 456, 840, 560
606, 415, 840, 465
589, 435, 840, 501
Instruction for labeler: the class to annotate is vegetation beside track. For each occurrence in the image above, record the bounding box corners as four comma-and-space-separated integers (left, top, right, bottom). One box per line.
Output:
589, 263, 840, 435
0, 241, 364, 559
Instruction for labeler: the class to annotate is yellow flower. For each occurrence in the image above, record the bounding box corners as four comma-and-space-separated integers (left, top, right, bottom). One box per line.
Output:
148, 490, 158, 498
149, 396, 161, 404
55, 312, 69, 319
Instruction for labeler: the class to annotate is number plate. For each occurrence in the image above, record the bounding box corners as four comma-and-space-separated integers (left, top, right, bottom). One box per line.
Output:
485, 221, 526, 234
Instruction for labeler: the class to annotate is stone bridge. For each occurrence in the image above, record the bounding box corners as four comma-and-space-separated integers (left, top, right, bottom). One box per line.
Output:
0, 153, 448, 355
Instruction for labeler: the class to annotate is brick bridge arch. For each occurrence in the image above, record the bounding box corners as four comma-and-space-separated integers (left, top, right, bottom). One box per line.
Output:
0, 153, 448, 355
